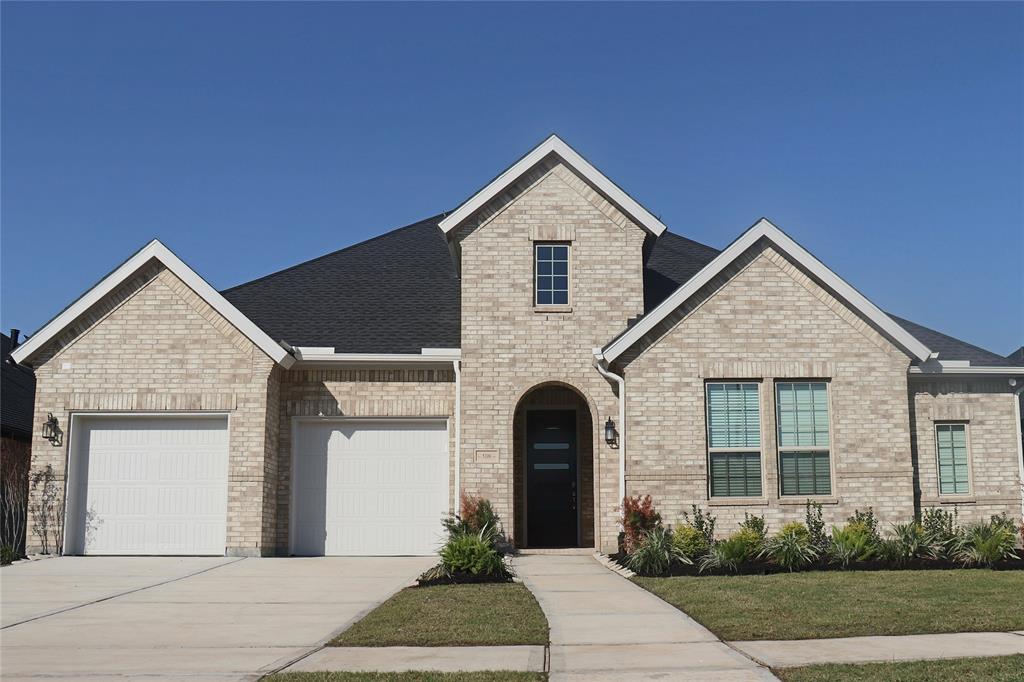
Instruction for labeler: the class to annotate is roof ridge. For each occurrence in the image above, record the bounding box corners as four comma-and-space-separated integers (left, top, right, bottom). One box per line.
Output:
221, 211, 450, 294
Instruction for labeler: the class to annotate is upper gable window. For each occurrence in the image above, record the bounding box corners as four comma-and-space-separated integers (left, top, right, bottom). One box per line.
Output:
535, 243, 569, 306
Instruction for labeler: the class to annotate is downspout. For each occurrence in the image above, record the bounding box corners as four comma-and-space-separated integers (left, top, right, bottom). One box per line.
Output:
592, 350, 625, 521
453, 359, 462, 514
1014, 382, 1024, 522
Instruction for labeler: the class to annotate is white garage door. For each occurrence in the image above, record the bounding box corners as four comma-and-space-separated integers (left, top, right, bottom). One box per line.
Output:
292, 419, 449, 556
67, 415, 229, 556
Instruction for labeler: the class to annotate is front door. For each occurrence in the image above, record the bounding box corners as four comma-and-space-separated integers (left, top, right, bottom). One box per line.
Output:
526, 409, 578, 547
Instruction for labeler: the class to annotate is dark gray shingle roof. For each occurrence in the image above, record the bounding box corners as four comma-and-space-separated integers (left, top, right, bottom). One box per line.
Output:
222, 213, 1012, 367
2, 333, 36, 438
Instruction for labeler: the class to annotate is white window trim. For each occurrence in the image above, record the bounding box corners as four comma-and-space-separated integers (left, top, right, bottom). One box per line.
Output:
705, 381, 765, 499
933, 421, 974, 498
775, 380, 836, 498
534, 242, 572, 309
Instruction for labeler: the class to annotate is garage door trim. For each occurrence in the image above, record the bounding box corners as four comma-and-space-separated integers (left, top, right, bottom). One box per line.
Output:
65, 411, 231, 556
288, 416, 451, 557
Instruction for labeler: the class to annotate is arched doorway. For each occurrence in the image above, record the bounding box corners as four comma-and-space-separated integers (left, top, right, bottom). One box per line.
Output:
512, 383, 595, 548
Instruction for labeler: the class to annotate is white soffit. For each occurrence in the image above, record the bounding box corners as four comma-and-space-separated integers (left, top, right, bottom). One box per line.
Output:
437, 134, 667, 237
292, 347, 460, 364
601, 218, 933, 363
10, 240, 295, 368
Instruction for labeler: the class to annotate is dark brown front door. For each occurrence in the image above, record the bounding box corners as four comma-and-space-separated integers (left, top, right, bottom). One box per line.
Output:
526, 409, 578, 547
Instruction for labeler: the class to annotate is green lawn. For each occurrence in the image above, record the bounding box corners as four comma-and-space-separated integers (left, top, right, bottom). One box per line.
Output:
775, 655, 1024, 682
270, 674, 545, 682
633, 570, 1024, 640
330, 583, 549, 647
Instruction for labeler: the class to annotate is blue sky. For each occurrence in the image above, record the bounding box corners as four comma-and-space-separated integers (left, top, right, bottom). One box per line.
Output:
2, 2, 1022, 354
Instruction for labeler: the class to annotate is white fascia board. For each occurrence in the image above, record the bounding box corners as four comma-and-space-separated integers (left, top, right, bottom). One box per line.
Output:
601, 218, 933, 364
908, 365, 1024, 376
10, 239, 295, 368
292, 348, 461, 364
437, 134, 667, 237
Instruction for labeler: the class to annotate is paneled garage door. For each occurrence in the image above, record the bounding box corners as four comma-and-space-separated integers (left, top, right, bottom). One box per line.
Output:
292, 419, 449, 556
67, 415, 229, 555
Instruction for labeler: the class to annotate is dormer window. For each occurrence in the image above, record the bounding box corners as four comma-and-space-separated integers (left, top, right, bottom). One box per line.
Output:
535, 243, 569, 306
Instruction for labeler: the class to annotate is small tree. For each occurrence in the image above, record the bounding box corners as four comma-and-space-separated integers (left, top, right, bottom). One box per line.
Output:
29, 465, 64, 555
1, 439, 31, 563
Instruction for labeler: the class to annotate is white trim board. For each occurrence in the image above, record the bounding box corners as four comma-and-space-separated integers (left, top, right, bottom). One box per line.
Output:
10, 240, 295, 368
437, 134, 667, 237
601, 218, 933, 364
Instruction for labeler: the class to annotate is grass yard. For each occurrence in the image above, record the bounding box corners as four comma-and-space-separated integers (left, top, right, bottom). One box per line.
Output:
271, 674, 546, 682
775, 655, 1024, 682
330, 583, 549, 647
634, 570, 1024, 640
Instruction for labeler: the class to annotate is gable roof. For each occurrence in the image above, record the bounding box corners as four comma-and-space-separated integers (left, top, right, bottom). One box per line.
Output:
10, 240, 295, 368
437, 134, 667, 238
2, 333, 36, 438
223, 214, 461, 354
890, 316, 1019, 368
600, 218, 933, 364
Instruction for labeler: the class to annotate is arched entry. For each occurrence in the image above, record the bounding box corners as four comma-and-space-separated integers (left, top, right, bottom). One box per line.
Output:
512, 383, 595, 548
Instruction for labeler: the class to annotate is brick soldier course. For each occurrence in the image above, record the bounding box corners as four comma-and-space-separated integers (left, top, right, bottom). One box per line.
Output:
11, 134, 1024, 556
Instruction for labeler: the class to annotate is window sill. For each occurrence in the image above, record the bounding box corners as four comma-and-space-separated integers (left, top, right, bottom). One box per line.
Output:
533, 305, 572, 314
922, 496, 977, 505
708, 497, 769, 507
779, 496, 839, 505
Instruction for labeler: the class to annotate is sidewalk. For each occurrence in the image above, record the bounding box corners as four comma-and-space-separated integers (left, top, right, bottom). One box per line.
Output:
732, 630, 1024, 668
514, 553, 779, 681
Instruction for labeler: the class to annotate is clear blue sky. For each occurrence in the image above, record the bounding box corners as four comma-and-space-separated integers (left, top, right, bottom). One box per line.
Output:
3, 2, 1022, 354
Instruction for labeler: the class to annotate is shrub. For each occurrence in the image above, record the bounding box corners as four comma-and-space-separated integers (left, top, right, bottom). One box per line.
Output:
951, 515, 1020, 567
621, 495, 662, 555
920, 507, 959, 559
805, 501, 828, 549
442, 494, 503, 546
739, 513, 767, 542
0, 544, 17, 566
828, 524, 877, 567
439, 526, 508, 577
672, 524, 709, 561
846, 508, 881, 545
881, 522, 936, 565
626, 527, 690, 576
699, 531, 757, 574
762, 523, 818, 571
682, 504, 717, 546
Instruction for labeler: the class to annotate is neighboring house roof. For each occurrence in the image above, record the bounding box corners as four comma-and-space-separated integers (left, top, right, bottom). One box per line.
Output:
889, 316, 1019, 368
601, 218, 933, 363
437, 134, 668, 237
223, 214, 461, 354
10, 240, 295, 368
1007, 346, 1024, 364
2, 332, 36, 438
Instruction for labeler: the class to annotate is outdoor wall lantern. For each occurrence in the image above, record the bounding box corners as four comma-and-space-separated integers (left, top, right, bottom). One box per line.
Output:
42, 413, 62, 446
604, 417, 618, 446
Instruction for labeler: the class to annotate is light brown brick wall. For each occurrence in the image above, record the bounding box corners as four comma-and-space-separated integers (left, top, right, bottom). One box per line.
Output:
25, 263, 279, 556
622, 240, 918, 537
274, 367, 455, 553
911, 377, 1023, 525
457, 159, 646, 550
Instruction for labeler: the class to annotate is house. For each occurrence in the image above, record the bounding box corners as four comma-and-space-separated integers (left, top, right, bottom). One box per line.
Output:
10, 135, 1024, 557
2, 330, 36, 558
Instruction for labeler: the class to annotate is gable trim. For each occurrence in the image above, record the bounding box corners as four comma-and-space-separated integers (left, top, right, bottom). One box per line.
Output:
10, 240, 296, 368
601, 218, 933, 363
437, 134, 667, 237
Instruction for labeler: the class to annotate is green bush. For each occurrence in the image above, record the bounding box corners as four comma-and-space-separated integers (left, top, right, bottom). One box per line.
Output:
829, 524, 877, 567
739, 513, 767, 541
672, 524, 709, 561
442, 494, 503, 545
881, 522, 936, 565
440, 526, 506, 576
762, 524, 818, 571
626, 527, 690, 576
682, 504, 717, 546
920, 507, 959, 559
951, 515, 1020, 567
846, 508, 881, 545
805, 500, 828, 549
700, 529, 761, 574
0, 544, 17, 566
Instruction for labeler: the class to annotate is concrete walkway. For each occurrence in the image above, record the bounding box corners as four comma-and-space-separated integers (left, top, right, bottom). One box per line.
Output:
514, 553, 779, 681
287, 645, 546, 673
733, 630, 1024, 668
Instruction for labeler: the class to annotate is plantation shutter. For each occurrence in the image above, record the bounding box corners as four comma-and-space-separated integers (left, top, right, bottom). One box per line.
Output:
936, 424, 969, 495
706, 383, 761, 497
776, 382, 831, 496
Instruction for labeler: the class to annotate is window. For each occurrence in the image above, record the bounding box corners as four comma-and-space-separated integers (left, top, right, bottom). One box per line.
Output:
935, 423, 970, 495
535, 243, 569, 305
706, 382, 762, 497
776, 382, 832, 496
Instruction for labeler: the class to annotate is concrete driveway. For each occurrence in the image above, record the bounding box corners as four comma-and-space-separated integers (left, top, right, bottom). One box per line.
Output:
1, 555, 435, 681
